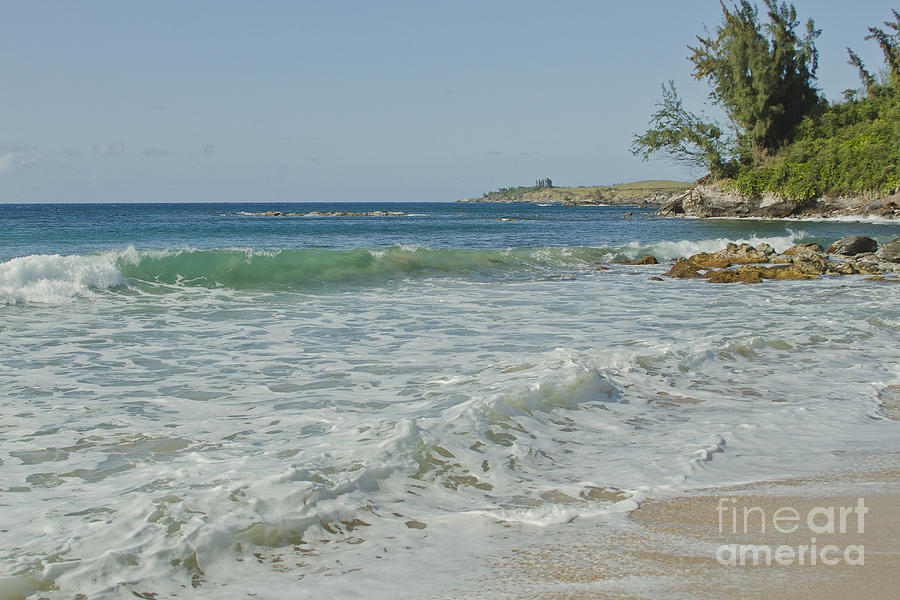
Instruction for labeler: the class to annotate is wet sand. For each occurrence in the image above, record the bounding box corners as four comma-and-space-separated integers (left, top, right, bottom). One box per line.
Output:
480, 460, 900, 599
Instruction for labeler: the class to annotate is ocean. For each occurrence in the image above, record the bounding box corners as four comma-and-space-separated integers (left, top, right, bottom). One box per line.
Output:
2, 202, 900, 598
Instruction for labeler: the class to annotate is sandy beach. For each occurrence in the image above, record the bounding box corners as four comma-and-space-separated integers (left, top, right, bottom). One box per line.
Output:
482, 455, 900, 599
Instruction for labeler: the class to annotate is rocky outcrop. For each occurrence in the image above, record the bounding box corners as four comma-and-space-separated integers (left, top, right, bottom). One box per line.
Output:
877, 237, 900, 262
461, 181, 692, 206
665, 258, 703, 278
656, 238, 898, 283
681, 243, 772, 269
617, 255, 659, 265
782, 242, 823, 256
826, 235, 878, 256
658, 183, 802, 218
658, 183, 900, 219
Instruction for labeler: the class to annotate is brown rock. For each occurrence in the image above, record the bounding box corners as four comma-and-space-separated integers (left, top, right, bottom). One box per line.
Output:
825, 261, 858, 276
648, 276, 664, 281
851, 261, 886, 275
626, 255, 659, 265
712, 242, 768, 264
687, 253, 732, 269
595, 265, 610, 271
789, 255, 828, 275
705, 269, 763, 284
782, 242, 823, 256
863, 276, 900, 282
773, 268, 818, 280
757, 243, 776, 256
665, 258, 703, 278
736, 265, 776, 279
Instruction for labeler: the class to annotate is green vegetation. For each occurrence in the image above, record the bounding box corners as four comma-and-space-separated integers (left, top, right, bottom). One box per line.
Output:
471, 180, 691, 204
633, 3, 900, 201
724, 87, 900, 200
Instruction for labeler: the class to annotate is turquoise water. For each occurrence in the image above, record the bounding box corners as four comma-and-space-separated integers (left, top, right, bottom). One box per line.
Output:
3, 202, 900, 261
2, 203, 900, 598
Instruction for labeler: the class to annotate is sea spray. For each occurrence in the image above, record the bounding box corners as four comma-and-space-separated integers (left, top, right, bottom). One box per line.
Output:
0, 252, 125, 304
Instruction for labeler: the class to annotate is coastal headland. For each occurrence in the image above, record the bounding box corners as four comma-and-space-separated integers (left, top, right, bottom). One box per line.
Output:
458, 180, 691, 207
659, 180, 900, 220
459, 179, 899, 219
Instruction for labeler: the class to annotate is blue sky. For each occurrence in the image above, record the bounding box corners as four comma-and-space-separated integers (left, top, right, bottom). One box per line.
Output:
0, 0, 893, 203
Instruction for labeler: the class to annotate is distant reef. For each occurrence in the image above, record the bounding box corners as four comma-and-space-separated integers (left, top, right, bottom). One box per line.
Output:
246, 210, 408, 217
458, 180, 692, 206
658, 179, 900, 219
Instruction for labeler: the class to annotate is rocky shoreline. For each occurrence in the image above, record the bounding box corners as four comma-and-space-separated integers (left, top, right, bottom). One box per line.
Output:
610, 234, 900, 284
659, 182, 900, 220
458, 191, 676, 207
458, 181, 691, 207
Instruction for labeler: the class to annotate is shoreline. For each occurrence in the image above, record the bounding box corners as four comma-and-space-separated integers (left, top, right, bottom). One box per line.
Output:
481, 456, 900, 599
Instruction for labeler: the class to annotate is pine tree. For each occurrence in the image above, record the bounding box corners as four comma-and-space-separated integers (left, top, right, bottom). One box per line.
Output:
847, 9, 900, 92
689, 0, 821, 158
633, 1, 822, 173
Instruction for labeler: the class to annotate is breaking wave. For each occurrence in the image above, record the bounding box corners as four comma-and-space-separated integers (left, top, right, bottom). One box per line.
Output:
0, 230, 808, 303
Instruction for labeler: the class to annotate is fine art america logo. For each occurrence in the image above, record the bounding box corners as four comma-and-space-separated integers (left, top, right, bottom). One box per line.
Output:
715, 497, 867, 566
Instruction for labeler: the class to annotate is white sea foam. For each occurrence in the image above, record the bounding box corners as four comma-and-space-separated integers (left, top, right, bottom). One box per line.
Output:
2, 240, 900, 598
0, 252, 125, 304
616, 229, 806, 260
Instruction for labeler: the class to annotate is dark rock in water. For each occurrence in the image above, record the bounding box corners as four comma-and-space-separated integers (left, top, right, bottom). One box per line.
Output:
648, 276, 664, 281
877, 237, 900, 262
595, 265, 610, 271
626, 255, 658, 265
665, 258, 703, 278
826, 235, 877, 256
782, 242, 823, 256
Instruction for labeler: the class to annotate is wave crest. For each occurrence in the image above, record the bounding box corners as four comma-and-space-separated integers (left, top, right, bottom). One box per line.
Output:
0, 253, 125, 304
0, 230, 810, 303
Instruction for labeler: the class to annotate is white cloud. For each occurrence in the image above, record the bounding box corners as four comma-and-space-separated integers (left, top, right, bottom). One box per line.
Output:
0, 152, 18, 174
93, 140, 125, 156
0, 151, 35, 175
